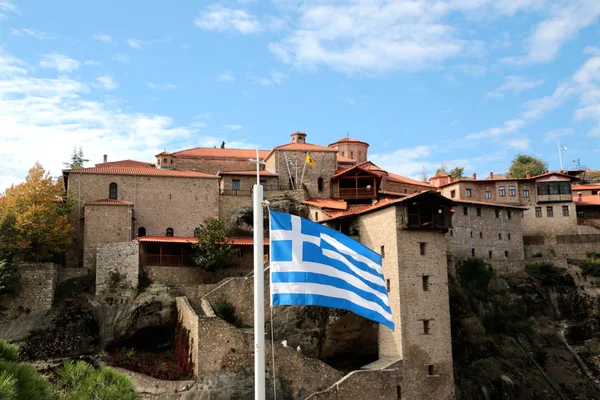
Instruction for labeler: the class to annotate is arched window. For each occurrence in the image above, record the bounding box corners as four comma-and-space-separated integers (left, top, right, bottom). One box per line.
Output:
166, 228, 174, 237
163, 158, 168, 164
109, 183, 117, 199
317, 177, 324, 192
138, 227, 146, 237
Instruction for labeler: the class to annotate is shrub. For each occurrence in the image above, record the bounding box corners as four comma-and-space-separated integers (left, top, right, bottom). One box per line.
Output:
0, 359, 55, 400
0, 370, 17, 400
0, 260, 19, 295
212, 298, 237, 325
525, 262, 574, 286
457, 258, 495, 292
586, 252, 600, 260
137, 268, 151, 293
0, 340, 18, 362
56, 360, 138, 400
580, 259, 600, 277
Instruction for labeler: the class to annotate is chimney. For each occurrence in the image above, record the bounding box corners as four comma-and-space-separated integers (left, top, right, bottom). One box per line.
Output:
103, 154, 107, 163
578, 193, 582, 203
526, 171, 531, 179
472, 172, 477, 180
545, 169, 549, 174
449, 175, 454, 183
509, 172, 513, 179
489, 172, 494, 180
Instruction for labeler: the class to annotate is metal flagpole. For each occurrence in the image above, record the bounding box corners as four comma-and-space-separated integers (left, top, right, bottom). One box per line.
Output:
300, 151, 308, 186
558, 142, 563, 171
251, 148, 265, 400
284, 153, 294, 190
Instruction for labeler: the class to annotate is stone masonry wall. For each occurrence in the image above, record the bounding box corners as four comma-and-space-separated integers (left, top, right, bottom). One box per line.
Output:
173, 157, 255, 174
176, 297, 200, 378
96, 242, 139, 297
144, 264, 252, 287
447, 204, 524, 261
0, 263, 58, 319
270, 150, 337, 199
306, 367, 402, 400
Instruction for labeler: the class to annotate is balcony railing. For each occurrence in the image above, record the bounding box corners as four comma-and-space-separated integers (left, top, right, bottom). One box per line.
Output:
141, 254, 194, 266
536, 193, 573, 203
220, 184, 296, 196
338, 187, 376, 199
404, 214, 450, 230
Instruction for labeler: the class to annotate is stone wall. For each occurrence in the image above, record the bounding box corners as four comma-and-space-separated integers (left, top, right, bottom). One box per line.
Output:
57, 267, 90, 283
173, 157, 256, 174
0, 263, 58, 319
447, 204, 524, 261
144, 264, 252, 287
306, 368, 402, 400
176, 297, 200, 378
96, 242, 139, 297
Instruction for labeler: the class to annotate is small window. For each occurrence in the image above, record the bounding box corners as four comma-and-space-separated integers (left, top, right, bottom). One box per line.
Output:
422, 276, 429, 291
489, 250, 492, 258
507, 210, 512, 219
495, 210, 500, 218
535, 207, 542, 217
485, 191, 491, 199
386, 279, 390, 292
341, 151, 345, 156
471, 248, 475, 257
504, 250, 509, 258
470, 231, 473, 238
109, 182, 117, 199
419, 242, 426, 256
499, 186, 506, 197
232, 179, 241, 191
315, 212, 319, 220
381, 245, 385, 258
404, 188, 407, 194
463, 206, 468, 216
465, 188, 472, 197
317, 177, 324, 193
547, 206, 553, 217
479, 232, 483, 239
523, 189, 530, 198
476, 207, 481, 216
423, 320, 430, 335
166, 227, 174, 237
428, 364, 435, 376
350, 151, 354, 158
498, 233, 502, 240
508, 233, 511, 240
450, 190, 456, 198
593, 190, 598, 195
137, 227, 146, 237
260, 179, 267, 186
562, 205, 569, 216
450, 229, 453, 237
509, 186, 516, 196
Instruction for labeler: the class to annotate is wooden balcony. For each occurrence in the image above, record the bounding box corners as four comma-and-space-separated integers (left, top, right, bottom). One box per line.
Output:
141, 254, 194, 266
338, 187, 376, 199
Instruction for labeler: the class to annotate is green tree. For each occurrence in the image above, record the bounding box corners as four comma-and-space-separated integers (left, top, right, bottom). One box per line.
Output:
435, 164, 448, 175
192, 218, 235, 272
509, 154, 547, 178
450, 166, 465, 179
0, 163, 74, 261
63, 147, 89, 169
220, 141, 225, 149
0, 260, 19, 295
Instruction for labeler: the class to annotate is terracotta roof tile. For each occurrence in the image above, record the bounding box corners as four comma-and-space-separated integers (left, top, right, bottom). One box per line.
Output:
273, 143, 338, 152
218, 170, 279, 177
65, 166, 218, 179
302, 198, 348, 210
85, 199, 134, 206
95, 160, 155, 168
439, 171, 576, 188
573, 184, 600, 191
336, 155, 356, 163
574, 194, 600, 206
172, 148, 271, 160
155, 151, 173, 157
328, 138, 370, 147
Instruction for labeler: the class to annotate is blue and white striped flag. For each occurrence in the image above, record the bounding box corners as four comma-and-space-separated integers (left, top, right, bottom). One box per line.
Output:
269, 211, 394, 331
284, 153, 294, 165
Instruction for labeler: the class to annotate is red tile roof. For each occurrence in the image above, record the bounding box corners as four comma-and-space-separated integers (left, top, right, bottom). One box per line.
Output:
573, 184, 600, 191
451, 199, 528, 210
155, 151, 173, 157
336, 155, 356, 163
95, 160, 155, 168
218, 170, 279, 177
574, 194, 600, 206
439, 171, 576, 188
85, 199, 134, 206
302, 198, 348, 210
331, 163, 387, 179
172, 148, 271, 160
273, 143, 339, 152
135, 236, 269, 245
378, 189, 408, 197
65, 166, 218, 179
328, 138, 370, 147
386, 173, 431, 188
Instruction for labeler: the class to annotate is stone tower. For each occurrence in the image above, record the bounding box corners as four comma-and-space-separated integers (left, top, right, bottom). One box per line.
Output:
291, 131, 307, 144
328, 137, 369, 163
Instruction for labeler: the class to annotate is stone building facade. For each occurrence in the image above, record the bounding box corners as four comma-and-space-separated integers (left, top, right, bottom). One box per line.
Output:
327, 137, 370, 163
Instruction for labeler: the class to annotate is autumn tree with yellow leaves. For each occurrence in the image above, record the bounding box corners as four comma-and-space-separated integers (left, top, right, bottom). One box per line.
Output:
0, 163, 74, 262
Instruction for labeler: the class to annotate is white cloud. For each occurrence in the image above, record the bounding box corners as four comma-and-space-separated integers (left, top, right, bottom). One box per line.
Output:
84, 60, 101, 66
127, 39, 145, 49
92, 32, 113, 44
146, 82, 177, 90
257, 71, 287, 86
39, 53, 80, 72
96, 75, 118, 90
225, 124, 243, 130
216, 71, 235, 82
544, 128, 574, 142
194, 5, 262, 35
467, 119, 525, 140
507, 138, 531, 150
370, 145, 435, 179
0, 47, 203, 190
11, 28, 56, 40
0, 1, 18, 13
584, 46, 600, 56
485, 76, 544, 99
113, 54, 130, 64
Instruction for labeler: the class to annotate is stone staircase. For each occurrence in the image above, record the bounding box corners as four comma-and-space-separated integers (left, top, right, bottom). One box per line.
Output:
580, 219, 600, 231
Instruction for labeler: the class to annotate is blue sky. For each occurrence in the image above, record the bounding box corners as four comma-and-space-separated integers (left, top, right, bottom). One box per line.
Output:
1, 0, 600, 190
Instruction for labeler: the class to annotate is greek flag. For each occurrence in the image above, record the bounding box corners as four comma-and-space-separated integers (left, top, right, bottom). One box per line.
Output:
560, 145, 568, 151
284, 153, 294, 165
269, 211, 394, 331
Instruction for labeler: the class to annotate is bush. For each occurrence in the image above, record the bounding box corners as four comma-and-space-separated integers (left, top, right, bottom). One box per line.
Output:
56, 360, 139, 400
212, 298, 238, 325
0, 360, 55, 400
457, 258, 495, 292
525, 262, 574, 286
580, 259, 600, 277
0, 340, 19, 362
0, 370, 17, 400
586, 252, 600, 260
137, 268, 151, 293
0, 260, 19, 295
